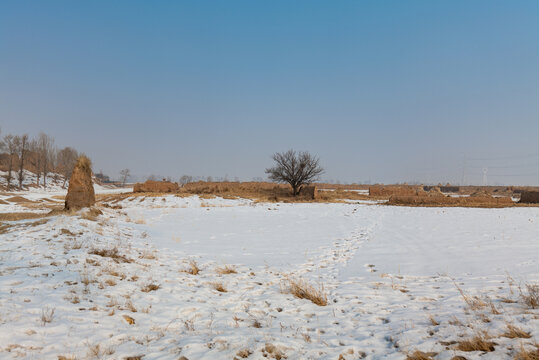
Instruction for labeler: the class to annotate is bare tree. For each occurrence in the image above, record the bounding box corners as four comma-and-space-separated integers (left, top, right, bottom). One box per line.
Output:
57, 147, 79, 188
179, 175, 193, 185
119, 168, 131, 186
16, 134, 30, 189
2, 134, 17, 190
28, 139, 43, 186
265, 149, 324, 196
37, 132, 55, 188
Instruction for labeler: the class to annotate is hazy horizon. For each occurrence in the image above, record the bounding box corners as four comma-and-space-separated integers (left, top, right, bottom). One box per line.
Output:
1, 1, 538, 185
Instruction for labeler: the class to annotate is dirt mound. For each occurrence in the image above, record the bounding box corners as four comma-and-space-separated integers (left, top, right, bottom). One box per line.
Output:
0, 199, 8, 205
300, 185, 318, 200
519, 191, 539, 204
5, 196, 35, 203
133, 180, 179, 193
65, 156, 95, 210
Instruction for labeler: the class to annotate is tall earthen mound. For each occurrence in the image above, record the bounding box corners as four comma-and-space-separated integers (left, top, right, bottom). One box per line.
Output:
133, 180, 179, 193
300, 185, 318, 200
519, 191, 539, 204
65, 156, 95, 210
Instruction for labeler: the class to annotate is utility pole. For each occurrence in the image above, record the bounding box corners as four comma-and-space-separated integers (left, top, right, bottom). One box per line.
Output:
461, 154, 467, 185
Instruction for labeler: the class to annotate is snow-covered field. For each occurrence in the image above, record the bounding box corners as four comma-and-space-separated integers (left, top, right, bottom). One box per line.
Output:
0, 192, 537, 359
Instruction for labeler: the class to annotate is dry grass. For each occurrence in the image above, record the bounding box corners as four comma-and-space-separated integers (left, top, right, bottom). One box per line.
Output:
181, 260, 200, 275
216, 265, 237, 275
456, 333, 496, 352
501, 324, 531, 339
57, 355, 78, 360
514, 344, 539, 360
210, 282, 227, 292
520, 283, 539, 309
80, 208, 103, 221
123, 315, 135, 325
285, 277, 328, 306
428, 315, 440, 326
454, 282, 488, 310
104, 278, 117, 287
40, 306, 55, 326
88, 247, 132, 263
389, 194, 514, 208
141, 283, 160, 292
262, 343, 287, 360
405, 350, 437, 360
236, 348, 252, 358
0, 212, 48, 221
125, 299, 137, 313
86, 343, 115, 358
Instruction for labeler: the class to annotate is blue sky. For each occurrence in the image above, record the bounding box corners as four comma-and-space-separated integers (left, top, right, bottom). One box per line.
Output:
1, 1, 538, 184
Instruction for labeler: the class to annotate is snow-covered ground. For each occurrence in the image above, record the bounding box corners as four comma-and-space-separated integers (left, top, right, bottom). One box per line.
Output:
0, 194, 537, 359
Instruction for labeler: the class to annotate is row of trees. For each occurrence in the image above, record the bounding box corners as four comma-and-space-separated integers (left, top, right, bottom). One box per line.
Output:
0, 129, 80, 191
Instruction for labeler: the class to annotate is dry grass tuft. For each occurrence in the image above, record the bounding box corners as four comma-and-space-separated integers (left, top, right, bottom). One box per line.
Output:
211, 282, 227, 292
454, 283, 488, 310
262, 343, 287, 360
286, 277, 328, 306
60, 228, 76, 236
406, 350, 437, 360
181, 260, 200, 275
125, 299, 137, 313
514, 343, 539, 360
456, 333, 496, 352
251, 318, 262, 328
86, 343, 115, 358
57, 355, 77, 360
123, 315, 135, 325
80, 208, 103, 221
141, 283, 160, 292
216, 265, 237, 275
428, 315, 440, 326
88, 247, 132, 263
520, 283, 539, 309
501, 324, 531, 339
41, 306, 55, 326
236, 348, 252, 358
